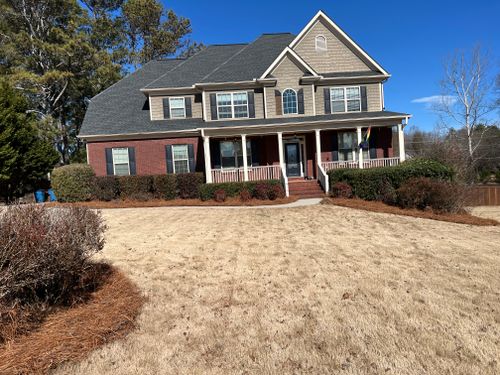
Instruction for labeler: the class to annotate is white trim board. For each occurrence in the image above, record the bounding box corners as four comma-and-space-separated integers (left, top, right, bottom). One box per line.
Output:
260, 47, 319, 79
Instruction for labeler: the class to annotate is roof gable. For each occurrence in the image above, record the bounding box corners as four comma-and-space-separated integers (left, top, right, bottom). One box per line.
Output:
261, 47, 318, 79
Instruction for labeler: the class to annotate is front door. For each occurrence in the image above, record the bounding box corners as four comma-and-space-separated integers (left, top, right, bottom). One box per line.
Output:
285, 142, 301, 177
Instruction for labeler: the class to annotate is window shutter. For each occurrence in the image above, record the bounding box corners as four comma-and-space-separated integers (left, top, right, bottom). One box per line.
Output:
211, 140, 221, 169
163, 98, 170, 119
251, 139, 259, 166
324, 88, 331, 114
369, 129, 377, 159
105, 148, 113, 175
187, 144, 195, 172
165, 145, 173, 173
247, 91, 255, 118
128, 147, 136, 175
332, 132, 339, 161
185, 97, 192, 118
297, 89, 305, 114
274, 90, 282, 115
209, 93, 218, 120
360, 86, 368, 111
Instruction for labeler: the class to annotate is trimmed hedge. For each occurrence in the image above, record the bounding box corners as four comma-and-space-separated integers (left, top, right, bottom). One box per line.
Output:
152, 175, 176, 200
118, 175, 154, 201
328, 158, 454, 201
176, 173, 204, 199
93, 176, 119, 201
198, 180, 282, 201
51, 164, 95, 202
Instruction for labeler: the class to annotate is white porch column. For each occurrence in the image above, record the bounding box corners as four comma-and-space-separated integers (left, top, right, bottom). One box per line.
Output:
241, 134, 248, 181
203, 136, 212, 183
315, 129, 321, 171
398, 121, 406, 162
277, 132, 284, 169
356, 126, 363, 169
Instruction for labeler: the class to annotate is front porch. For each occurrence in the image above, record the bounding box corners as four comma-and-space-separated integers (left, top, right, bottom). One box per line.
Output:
202, 122, 407, 196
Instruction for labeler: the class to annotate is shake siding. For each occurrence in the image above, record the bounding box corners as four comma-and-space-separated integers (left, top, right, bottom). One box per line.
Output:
265, 56, 314, 118
203, 90, 265, 121
315, 83, 382, 115
293, 19, 370, 73
150, 94, 203, 120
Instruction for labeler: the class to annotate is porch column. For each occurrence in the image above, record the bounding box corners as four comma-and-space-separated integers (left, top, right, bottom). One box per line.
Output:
315, 129, 321, 172
277, 132, 284, 169
241, 134, 248, 181
203, 136, 212, 183
398, 122, 406, 162
357, 126, 363, 169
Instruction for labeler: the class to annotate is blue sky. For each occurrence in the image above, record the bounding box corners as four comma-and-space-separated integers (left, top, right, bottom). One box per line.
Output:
163, 0, 499, 131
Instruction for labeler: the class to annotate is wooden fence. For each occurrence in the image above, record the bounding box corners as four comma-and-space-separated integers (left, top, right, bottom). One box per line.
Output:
467, 185, 500, 206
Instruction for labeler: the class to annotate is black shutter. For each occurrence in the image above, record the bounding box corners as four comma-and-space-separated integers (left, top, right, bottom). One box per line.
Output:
369, 128, 377, 159
274, 90, 282, 115
324, 88, 331, 114
251, 139, 259, 166
297, 89, 304, 114
163, 98, 170, 119
165, 145, 173, 173
247, 91, 255, 118
360, 86, 368, 111
185, 97, 192, 118
128, 147, 136, 175
105, 148, 113, 175
332, 132, 339, 161
211, 140, 221, 169
187, 144, 195, 172
209, 93, 217, 120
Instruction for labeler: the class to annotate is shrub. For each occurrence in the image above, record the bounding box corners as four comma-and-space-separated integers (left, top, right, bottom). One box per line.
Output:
118, 175, 154, 201
214, 189, 227, 202
198, 180, 282, 201
0, 204, 106, 305
254, 183, 270, 200
331, 182, 353, 198
152, 175, 176, 200
93, 176, 119, 201
396, 177, 466, 213
375, 178, 397, 205
268, 184, 285, 200
176, 173, 203, 199
239, 189, 252, 202
51, 164, 95, 202
328, 158, 454, 201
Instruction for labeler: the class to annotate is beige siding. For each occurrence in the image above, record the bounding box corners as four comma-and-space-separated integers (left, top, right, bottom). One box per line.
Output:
265, 55, 314, 118
150, 94, 203, 121
315, 83, 382, 115
203, 89, 265, 121
293, 19, 371, 74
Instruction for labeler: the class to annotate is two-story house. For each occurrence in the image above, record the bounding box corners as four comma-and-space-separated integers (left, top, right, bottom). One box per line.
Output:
80, 10, 410, 197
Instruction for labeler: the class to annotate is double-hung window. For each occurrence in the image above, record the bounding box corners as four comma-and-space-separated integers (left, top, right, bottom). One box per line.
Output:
337, 132, 369, 161
331, 86, 361, 113
220, 140, 252, 169
172, 144, 190, 173
169, 97, 186, 118
216, 92, 248, 119
112, 148, 130, 176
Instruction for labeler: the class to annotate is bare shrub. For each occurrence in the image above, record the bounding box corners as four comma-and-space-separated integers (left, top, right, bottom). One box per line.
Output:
331, 182, 353, 199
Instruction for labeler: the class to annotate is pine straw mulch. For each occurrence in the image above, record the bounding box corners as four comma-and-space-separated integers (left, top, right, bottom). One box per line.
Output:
0, 265, 145, 374
46, 196, 298, 209
322, 198, 499, 226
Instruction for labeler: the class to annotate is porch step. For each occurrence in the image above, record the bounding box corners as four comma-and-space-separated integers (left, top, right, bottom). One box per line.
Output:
288, 179, 326, 198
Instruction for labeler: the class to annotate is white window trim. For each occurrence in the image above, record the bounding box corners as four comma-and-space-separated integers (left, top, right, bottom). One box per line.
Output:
282, 88, 298, 115
315, 34, 327, 52
172, 144, 190, 174
216, 91, 249, 120
169, 97, 186, 119
112, 148, 130, 176
330, 86, 362, 113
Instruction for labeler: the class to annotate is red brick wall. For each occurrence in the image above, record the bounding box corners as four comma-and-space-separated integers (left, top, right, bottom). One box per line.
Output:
87, 137, 203, 176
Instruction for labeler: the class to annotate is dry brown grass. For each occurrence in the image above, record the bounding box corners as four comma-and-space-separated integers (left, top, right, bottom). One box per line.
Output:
323, 197, 499, 226
0, 266, 144, 374
53, 204, 500, 375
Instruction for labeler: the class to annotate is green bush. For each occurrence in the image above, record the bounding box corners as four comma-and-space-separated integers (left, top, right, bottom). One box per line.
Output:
176, 173, 204, 199
328, 158, 454, 201
198, 180, 282, 201
51, 164, 95, 202
118, 175, 154, 201
152, 175, 177, 200
93, 176, 119, 201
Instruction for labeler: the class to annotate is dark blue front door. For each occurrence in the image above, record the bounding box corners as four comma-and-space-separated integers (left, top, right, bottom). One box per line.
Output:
285, 142, 300, 177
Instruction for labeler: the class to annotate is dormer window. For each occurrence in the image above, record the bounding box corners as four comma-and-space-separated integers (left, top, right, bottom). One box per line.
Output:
315, 35, 327, 52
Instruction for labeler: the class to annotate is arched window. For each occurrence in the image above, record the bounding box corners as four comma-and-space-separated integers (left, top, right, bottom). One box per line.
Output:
282, 89, 298, 115
315, 35, 327, 52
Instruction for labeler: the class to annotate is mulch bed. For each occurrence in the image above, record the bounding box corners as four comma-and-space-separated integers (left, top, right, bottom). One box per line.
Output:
0, 266, 144, 374
46, 196, 298, 209
322, 198, 498, 226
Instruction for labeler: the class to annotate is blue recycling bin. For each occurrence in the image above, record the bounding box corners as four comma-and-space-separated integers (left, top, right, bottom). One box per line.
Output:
47, 189, 57, 202
34, 190, 46, 203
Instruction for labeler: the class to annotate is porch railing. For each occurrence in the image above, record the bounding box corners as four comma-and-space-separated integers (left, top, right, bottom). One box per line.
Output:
322, 157, 400, 172
317, 164, 329, 194
211, 165, 281, 184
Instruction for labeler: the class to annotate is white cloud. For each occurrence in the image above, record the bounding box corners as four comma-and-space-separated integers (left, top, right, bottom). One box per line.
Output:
411, 95, 457, 107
